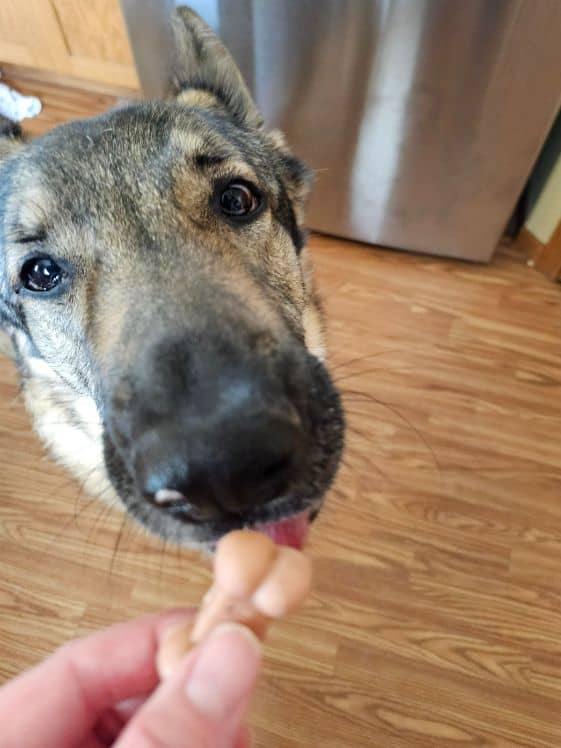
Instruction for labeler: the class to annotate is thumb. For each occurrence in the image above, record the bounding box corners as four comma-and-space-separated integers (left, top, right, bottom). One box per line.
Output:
115, 624, 261, 748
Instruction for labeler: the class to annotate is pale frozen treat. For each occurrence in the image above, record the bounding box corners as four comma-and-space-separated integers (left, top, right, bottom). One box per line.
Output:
157, 529, 312, 678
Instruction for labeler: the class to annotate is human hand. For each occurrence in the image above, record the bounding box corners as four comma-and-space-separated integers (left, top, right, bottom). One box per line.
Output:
0, 609, 260, 747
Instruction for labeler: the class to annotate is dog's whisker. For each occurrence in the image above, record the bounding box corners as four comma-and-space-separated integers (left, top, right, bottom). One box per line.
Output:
28, 465, 105, 562
46, 463, 97, 501
174, 524, 184, 565
330, 349, 402, 374
73, 494, 104, 534
76, 503, 110, 578
334, 361, 414, 385
84, 501, 120, 579
124, 513, 142, 561
158, 536, 168, 588
339, 429, 389, 481
68, 469, 100, 525
23, 419, 103, 428
78, 481, 118, 530
85, 500, 113, 544
107, 512, 128, 581
340, 386, 441, 474
337, 365, 419, 382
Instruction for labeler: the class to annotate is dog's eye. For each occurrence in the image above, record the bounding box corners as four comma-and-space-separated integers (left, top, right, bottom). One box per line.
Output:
219, 181, 261, 219
20, 257, 65, 293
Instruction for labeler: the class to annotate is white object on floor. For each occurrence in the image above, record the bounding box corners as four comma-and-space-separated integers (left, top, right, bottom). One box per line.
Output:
0, 81, 41, 122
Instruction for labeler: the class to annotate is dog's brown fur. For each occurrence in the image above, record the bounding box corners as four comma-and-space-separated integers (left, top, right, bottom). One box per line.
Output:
0, 7, 344, 549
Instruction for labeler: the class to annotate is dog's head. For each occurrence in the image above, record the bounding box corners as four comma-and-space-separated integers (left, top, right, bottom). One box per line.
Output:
0, 8, 344, 550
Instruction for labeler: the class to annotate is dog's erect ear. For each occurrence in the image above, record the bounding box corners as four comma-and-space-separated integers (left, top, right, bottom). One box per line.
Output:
170, 6, 263, 129
169, 8, 314, 247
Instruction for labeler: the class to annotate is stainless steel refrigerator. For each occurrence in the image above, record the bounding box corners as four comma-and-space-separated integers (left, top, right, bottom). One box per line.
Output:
122, 0, 561, 261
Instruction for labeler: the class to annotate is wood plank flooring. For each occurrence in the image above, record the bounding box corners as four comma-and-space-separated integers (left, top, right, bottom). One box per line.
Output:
1, 76, 561, 747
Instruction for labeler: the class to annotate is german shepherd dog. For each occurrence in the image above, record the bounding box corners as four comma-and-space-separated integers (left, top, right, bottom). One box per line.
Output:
0, 7, 344, 551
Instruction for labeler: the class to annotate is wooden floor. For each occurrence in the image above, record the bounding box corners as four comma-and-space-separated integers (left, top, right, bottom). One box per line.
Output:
1, 76, 561, 747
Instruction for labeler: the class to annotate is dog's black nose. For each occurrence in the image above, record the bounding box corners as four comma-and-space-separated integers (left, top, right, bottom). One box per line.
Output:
131, 386, 304, 520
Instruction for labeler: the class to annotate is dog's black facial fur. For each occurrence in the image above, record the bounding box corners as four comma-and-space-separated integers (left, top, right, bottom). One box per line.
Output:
0, 8, 345, 549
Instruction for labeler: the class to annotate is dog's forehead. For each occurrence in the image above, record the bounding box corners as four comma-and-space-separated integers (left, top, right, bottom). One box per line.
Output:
15, 103, 273, 223
32, 102, 264, 165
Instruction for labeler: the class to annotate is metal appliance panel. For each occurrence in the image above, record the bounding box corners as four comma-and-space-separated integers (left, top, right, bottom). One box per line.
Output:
124, 1, 561, 260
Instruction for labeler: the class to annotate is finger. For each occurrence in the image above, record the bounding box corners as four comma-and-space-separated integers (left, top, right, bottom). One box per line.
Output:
81, 739, 107, 748
233, 725, 253, 748
116, 623, 261, 748
114, 695, 149, 721
93, 696, 149, 744
0, 608, 194, 748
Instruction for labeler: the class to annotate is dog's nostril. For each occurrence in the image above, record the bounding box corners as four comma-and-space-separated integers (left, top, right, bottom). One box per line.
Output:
262, 455, 293, 481
131, 394, 305, 519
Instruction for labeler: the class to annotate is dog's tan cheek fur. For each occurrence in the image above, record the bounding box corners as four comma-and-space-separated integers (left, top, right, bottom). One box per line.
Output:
303, 304, 326, 361
298, 247, 326, 360
18, 342, 116, 504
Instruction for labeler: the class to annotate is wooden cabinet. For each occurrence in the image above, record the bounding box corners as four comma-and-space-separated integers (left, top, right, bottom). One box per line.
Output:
0, 0, 138, 90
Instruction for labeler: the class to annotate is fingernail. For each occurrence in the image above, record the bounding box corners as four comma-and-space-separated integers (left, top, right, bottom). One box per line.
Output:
157, 621, 194, 679
186, 623, 261, 721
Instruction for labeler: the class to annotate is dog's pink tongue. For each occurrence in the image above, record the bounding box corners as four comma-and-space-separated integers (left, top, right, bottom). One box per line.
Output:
257, 513, 310, 549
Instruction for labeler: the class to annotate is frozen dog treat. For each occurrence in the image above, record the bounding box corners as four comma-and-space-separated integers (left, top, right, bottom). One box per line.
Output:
157, 529, 312, 678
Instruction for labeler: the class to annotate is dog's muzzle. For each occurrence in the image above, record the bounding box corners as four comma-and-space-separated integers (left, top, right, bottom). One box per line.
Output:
102, 333, 336, 548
